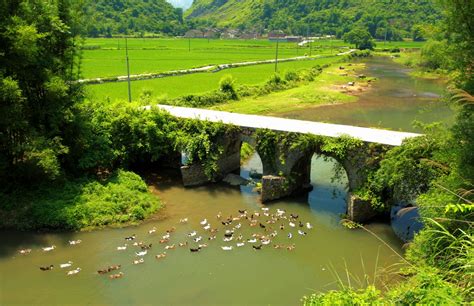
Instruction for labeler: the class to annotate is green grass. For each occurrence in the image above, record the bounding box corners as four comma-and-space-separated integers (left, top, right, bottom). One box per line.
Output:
80, 38, 350, 79
86, 56, 341, 102
0, 170, 161, 231
211, 63, 364, 115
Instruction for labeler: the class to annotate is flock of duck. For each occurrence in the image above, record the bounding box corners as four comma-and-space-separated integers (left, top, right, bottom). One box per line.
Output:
19, 207, 313, 279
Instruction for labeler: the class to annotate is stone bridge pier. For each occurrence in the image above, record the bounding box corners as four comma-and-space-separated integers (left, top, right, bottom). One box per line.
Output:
178, 128, 390, 223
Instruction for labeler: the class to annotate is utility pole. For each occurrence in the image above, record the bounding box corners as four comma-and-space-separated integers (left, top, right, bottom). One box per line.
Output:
125, 37, 132, 103
274, 39, 279, 72
307, 26, 311, 56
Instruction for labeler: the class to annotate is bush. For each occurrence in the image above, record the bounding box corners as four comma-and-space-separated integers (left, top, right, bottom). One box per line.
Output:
219, 75, 238, 100
302, 286, 383, 305
0, 170, 161, 230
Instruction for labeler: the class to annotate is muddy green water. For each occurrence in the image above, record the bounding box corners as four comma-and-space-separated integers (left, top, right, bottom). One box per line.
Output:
0, 57, 450, 305
280, 56, 454, 132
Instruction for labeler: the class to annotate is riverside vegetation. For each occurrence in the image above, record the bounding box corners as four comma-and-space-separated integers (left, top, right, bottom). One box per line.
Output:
0, 0, 472, 305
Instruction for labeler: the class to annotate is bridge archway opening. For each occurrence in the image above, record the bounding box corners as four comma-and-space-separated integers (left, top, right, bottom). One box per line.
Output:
308, 153, 349, 216
239, 141, 263, 181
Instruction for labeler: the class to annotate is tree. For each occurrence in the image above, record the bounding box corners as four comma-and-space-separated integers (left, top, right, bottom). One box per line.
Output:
0, 0, 83, 186
343, 27, 376, 50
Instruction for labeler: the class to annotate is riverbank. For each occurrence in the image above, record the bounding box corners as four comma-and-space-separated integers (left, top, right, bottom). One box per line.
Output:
211, 62, 374, 115
0, 170, 161, 231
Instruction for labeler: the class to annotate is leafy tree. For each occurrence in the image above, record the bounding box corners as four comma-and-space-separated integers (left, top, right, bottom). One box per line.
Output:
0, 0, 83, 186
343, 27, 376, 50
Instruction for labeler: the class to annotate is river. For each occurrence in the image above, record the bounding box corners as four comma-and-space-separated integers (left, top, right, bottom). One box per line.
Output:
0, 57, 452, 305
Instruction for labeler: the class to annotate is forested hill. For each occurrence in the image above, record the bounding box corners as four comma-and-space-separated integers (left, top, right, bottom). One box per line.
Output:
186, 0, 441, 39
84, 0, 186, 37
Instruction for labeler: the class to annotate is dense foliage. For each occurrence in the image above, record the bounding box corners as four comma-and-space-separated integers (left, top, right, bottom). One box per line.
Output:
83, 0, 186, 37
187, 0, 440, 39
0, 170, 160, 230
0, 0, 83, 188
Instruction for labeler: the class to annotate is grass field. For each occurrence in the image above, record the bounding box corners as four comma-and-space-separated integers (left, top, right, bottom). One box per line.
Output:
86, 56, 341, 101
211, 63, 363, 114
80, 38, 426, 79
80, 38, 352, 79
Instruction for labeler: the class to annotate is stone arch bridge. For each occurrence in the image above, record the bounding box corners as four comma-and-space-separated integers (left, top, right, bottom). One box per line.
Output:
155, 105, 421, 222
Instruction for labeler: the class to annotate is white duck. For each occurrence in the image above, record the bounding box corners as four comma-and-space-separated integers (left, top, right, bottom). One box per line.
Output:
179, 218, 189, 224
148, 227, 157, 234
298, 230, 307, 236
135, 250, 147, 257
188, 231, 197, 237
247, 238, 257, 243
194, 236, 203, 243
223, 237, 233, 242
203, 224, 211, 230
67, 268, 81, 275
162, 233, 170, 240
234, 223, 242, 230
289, 222, 296, 228
68, 240, 82, 245
117, 244, 127, 251
221, 246, 233, 251
236, 242, 245, 247
42, 245, 56, 252
288, 233, 293, 239
261, 239, 271, 245
60, 261, 73, 269
306, 222, 313, 229
261, 207, 269, 212
200, 219, 208, 225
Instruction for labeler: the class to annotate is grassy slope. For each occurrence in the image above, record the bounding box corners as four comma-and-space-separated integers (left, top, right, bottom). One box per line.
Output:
0, 170, 161, 231
212, 63, 365, 114
86, 56, 340, 101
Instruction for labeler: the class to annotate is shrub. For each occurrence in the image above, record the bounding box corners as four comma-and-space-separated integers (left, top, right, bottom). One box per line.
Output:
0, 170, 161, 230
219, 75, 238, 100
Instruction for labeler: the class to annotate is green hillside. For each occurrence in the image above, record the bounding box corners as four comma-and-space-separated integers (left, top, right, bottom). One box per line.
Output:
186, 0, 441, 39
84, 0, 186, 37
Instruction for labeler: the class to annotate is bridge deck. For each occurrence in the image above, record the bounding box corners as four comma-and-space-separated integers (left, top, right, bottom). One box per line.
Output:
155, 105, 421, 146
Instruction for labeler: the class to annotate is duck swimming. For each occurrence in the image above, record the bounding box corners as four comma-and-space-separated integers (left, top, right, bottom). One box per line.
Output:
117, 244, 127, 251
306, 222, 313, 229
155, 252, 167, 259
159, 238, 170, 244
194, 236, 203, 243
288, 233, 293, 239
133, 258, 145, 265
289, 222, 296, 228
69, 240, 82, 245
247, 238, 257, 243
60, 261, 73, 269
164, 244, 176, 250
189, 247, 201, 253
107, 265, 121, 272
179, 218, 188, 224
109, 272, 124, 279
236, 242, 245, 247
19, 249, 31, 255
223, 237, 233, 242
188, 231, 197, 237
148, 227, 157, 234
135, 250, 147, 257
42, 245, 56, 252
298, 230, 307, 236
203, 224, 211, 230
252, 245, 263, 250
200, 219, 208, 225
179, 242, 188, 247
40, 265, 54, 271
67, 268, 81, 276
125, 234, 136, 241
221, 246, 233, 251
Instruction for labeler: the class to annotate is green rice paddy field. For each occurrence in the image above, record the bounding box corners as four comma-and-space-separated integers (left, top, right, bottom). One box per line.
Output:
83, 38, 425, 102
86, 56, 340, 101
